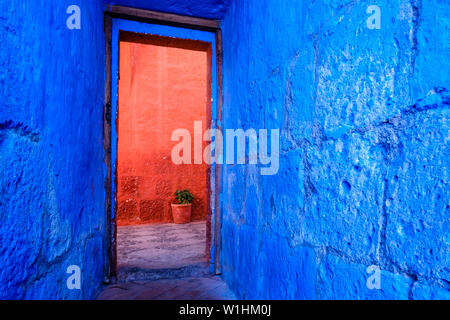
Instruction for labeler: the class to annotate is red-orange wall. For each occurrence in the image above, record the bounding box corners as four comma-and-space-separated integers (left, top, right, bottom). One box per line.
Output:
117, 34, 210, 226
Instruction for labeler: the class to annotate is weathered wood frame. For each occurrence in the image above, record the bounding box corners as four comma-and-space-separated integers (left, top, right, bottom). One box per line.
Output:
104, 5, 223, 281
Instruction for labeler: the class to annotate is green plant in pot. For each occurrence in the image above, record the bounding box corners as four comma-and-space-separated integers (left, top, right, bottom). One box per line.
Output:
171, 189, 194, 224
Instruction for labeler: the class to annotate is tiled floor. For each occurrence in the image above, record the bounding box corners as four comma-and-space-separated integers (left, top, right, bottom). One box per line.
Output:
117, 221, 207, 271
97, 222, 236, 300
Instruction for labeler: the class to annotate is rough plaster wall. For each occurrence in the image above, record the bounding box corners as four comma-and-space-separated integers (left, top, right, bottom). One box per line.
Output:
221, 0, 449, 299
105, 0, 231, 19
0, 0, 106, 299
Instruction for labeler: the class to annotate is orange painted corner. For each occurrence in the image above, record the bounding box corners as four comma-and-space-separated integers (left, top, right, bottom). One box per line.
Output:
117, 34, 211, 226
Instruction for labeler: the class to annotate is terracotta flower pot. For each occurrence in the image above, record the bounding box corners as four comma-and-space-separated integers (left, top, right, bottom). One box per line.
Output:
171, 204, 192, 224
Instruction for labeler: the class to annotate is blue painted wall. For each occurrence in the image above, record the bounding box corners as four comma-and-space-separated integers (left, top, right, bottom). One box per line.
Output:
0, 0, 228, 301
105, 0, 231, 19
1, 0, 448, 300
220, 0, 449, 299
0, 0, 106, 299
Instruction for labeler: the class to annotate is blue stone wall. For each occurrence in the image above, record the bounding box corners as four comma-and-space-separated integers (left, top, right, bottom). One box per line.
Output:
221, 0, 449, 299
105, 0, 231, 19
1, 0, 448, 300
0, 0, 106, 299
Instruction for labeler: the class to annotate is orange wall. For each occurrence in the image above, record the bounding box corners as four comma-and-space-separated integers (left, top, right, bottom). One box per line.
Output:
117, 34, 210, 225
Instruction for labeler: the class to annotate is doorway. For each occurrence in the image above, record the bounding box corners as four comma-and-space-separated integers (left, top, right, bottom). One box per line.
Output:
117, 32, 211, 226
104, 14, 222, 282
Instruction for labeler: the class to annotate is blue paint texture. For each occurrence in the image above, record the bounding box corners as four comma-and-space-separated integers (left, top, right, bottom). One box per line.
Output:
220, 0, 449, 299
0, 0, 106, 299
105, 0, 231, 19
1, 0, 449, 300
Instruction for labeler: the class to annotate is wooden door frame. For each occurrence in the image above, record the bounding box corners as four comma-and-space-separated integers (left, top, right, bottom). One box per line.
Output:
103, 5, 223, 282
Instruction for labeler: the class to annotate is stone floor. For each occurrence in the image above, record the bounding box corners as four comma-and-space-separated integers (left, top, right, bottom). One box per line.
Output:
97, 276, 236, 300
97, 221, 236, 300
